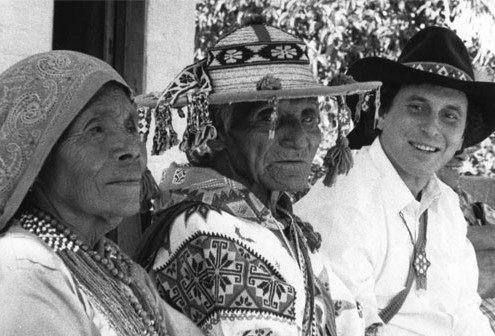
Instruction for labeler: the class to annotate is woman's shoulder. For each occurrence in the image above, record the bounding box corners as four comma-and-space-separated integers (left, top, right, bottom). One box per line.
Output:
0, 224, 65, 272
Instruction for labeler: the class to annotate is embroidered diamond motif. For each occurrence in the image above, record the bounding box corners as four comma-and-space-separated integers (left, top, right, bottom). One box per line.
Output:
158, 234, 296, 325
412, 64, 424, 71
404, 62, 473, 81
437, 66, 449, 76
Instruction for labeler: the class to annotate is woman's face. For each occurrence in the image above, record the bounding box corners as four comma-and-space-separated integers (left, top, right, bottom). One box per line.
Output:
219, 98, 322, 193
39, 85, 147, 222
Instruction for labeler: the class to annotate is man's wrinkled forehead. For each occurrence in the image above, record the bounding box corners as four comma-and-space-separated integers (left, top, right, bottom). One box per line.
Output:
225, 97, 319, 128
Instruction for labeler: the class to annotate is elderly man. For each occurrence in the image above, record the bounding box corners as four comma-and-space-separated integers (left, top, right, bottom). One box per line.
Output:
135, 20, 380, 336
296, 27, 495, 335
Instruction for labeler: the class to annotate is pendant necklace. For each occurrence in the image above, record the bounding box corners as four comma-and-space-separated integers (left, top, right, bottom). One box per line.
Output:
399, 210, 431, 291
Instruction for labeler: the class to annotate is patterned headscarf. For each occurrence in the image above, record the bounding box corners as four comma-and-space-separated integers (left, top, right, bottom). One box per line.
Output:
0, 50, 129, 230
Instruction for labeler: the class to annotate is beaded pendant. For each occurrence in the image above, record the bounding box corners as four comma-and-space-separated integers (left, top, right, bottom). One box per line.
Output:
413, 247, 430, 290
399, 210, 430, 292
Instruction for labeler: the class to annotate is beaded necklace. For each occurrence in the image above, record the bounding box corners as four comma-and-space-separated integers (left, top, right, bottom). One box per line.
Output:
18, 207, 167, 336
399, 210, 430, 291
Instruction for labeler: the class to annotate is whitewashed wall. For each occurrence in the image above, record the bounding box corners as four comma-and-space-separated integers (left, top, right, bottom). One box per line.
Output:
0, 0, 54, 73
144, 0, 196, 182
0, 0, 194, 182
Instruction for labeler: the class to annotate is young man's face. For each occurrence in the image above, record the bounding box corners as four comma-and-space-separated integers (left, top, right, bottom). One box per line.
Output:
379, 84, 467, 188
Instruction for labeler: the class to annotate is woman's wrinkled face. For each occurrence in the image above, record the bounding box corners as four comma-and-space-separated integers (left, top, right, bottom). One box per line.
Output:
220, 98, 322, 192
39, 85, 147, 221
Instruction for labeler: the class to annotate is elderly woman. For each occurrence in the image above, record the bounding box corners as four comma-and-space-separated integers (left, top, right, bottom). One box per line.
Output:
0, 50, 202, 336
136, 22, 380, 336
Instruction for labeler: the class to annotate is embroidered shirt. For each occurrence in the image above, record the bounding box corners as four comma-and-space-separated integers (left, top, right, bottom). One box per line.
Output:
0, 225, 202, 336
149, 164, 365, 336
295, 138, 494, 336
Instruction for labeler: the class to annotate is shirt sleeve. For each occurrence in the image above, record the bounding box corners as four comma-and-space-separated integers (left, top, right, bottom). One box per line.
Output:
129, 261, 204, 336
0, 262, 99, 336
307, 204, 385, 331
452, 230, 495, 335
311, 251, 366, 336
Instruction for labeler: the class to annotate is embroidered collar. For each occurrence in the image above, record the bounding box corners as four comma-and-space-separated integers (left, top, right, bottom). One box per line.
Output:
155, 163, 292, 230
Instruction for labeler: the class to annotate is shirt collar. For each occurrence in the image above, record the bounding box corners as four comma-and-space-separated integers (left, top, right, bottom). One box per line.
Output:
155, 163, 286, 230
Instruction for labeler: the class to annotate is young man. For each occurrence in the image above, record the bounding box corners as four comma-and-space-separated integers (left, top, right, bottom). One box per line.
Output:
296, 27, 495, 335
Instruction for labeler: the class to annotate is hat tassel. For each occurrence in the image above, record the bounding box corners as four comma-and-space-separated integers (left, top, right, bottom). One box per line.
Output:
152, 103, 179, 155
323, 96, 353, 187
268, 96, 279, 140
322, 133, 353, 187
354, 93, 365, 124
373, 86, 381, 129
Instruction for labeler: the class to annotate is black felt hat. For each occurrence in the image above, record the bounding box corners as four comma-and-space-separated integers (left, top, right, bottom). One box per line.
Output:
347, 26, 495, 148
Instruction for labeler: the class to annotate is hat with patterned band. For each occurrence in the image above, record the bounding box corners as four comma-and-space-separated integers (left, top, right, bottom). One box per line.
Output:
170, 23, 381, 107
137, 21, 381, 160
347, 26, 495, 148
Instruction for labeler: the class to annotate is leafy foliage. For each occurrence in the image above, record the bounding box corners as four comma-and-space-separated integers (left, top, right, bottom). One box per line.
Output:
196, 0, 495, 177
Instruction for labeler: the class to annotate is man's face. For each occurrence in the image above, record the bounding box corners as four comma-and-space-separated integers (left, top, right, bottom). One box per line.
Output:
379, 84, 467, 187
221, 98, 322, 192
436, 149, 468, 189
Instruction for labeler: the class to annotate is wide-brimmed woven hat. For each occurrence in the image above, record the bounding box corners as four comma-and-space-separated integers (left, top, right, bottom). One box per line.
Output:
174, 23, 380, 106
139, 20, 381, 156
347, 26, 495, 148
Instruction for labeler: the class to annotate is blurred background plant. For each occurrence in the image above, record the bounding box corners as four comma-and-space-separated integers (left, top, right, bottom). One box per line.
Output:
195, 0, 495, 178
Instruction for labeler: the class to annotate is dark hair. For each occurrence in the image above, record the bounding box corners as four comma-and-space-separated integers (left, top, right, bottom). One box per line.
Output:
378, 84, 402, 116
347, 84, 401, 149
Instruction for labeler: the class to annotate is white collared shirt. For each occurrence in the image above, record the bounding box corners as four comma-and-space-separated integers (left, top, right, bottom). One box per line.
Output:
295, 138, 494, 336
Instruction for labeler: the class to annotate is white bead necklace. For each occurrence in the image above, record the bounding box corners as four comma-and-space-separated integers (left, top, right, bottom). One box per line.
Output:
19, 207, 165, 336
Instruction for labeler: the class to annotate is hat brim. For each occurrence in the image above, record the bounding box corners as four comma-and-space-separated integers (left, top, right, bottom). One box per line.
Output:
348, 57, 495, 147
170, 81, 382, 107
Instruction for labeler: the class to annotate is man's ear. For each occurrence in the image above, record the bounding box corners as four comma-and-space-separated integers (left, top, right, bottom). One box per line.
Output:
456, 137, 464, 152
207, 137, 226, 152
375, 116, 385, 130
